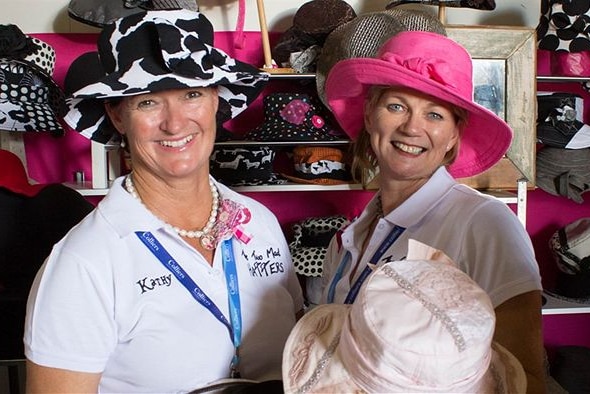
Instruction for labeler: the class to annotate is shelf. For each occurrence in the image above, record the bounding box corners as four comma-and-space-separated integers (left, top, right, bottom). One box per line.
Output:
541, 291, 590, 315
537, 75, 590, 83
214, 140, 350, 148
483, 190, 518, 204
268, 72, 315, 80
232, 182, 366, 192
64, 181, 111, 196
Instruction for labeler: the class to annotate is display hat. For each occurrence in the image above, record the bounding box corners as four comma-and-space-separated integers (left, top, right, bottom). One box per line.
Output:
282, 239, 526, 393
64, 9, 269, 144
386, 0, 496, 10
326, 30, 513, 179
68, 0, 199, 28
288, 214, 348, 277
536, 146, 590, 204
0, 149, 47, 197
537, 0, 590, 53
316, 8, 446, 108
537, 92, 590, 149
545, 218, 590, 304
272, 0, 356, 69
0, 24, 66, 135
210, 146, 287, 187
281, 146, 352, 185
244, 93, 345, 142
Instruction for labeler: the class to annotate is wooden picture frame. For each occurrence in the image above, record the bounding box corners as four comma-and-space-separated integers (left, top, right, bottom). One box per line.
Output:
446, 26, 537, 190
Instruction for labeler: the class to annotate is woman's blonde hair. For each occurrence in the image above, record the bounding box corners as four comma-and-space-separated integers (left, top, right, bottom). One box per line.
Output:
350, 86, 469, 187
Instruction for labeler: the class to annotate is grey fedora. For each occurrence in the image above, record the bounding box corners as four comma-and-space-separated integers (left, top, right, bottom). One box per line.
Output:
536, 147, 590, 203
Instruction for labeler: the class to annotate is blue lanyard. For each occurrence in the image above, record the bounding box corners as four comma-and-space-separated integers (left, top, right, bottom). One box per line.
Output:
135, 231, 243, 377
327, 224, 405, 304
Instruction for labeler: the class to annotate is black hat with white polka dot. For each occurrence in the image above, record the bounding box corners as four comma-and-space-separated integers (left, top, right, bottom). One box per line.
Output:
0, 25, 65, 135
244, 93, 346, 142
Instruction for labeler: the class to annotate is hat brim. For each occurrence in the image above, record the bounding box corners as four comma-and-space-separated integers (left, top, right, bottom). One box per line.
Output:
281, 173, 351, 186
0, 100, 64, 135
65, 58, 268, 143
283, 304, 526, 393
326, 58, 513, 179
64, 35, 268, 143
0, 149, 47, 197
543, 288, 590, 305
1, 58, 67, 119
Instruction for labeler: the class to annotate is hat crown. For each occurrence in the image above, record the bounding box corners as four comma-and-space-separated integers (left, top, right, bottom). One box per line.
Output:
98, 9, 213, 76
342, 258, 495, 391
0, 25, 56, 78
377, 30, 473, 102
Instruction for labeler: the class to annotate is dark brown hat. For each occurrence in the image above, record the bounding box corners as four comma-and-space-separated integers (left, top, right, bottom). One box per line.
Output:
272, 0, 356, 69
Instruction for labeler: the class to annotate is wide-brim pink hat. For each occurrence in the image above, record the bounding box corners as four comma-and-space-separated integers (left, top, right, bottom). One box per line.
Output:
325, 30, 513, 179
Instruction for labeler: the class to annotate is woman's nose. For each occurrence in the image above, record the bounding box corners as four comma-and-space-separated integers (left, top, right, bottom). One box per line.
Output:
399, 113, 422, 135
160, 102, 188, 133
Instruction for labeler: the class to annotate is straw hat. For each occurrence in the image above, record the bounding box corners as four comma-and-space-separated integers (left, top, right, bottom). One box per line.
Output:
315, 7, 446, 108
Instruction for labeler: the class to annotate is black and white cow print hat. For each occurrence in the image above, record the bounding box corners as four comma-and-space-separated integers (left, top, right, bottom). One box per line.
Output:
538, 0, 590, 52
0, 24, 66, 135
64, 9, 269, 143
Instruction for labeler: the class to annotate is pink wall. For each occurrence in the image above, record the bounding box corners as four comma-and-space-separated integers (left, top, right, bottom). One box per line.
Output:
20, 33, 590, 352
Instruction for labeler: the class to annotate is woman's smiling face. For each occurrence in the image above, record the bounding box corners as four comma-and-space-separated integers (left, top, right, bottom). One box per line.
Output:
364, 86, 461, 183
106, 87, 219, 181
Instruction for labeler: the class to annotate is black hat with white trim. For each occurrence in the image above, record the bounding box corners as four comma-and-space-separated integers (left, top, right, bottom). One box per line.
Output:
0, 25, 66, 135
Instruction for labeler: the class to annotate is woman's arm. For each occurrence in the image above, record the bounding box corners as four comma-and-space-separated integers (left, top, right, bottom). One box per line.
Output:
26, 360, 101, 393
494, 290, 547, 394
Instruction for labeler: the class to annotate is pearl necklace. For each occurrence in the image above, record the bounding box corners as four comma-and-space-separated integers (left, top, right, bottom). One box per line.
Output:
125, 174, 220, 249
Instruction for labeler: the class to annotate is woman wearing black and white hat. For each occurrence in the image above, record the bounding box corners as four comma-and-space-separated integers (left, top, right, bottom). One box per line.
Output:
24, 10, 303, 393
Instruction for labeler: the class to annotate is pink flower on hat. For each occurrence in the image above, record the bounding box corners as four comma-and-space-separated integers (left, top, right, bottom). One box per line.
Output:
280, 99, 310, 125
311, 115, 325, 129
382, 53, 456, 90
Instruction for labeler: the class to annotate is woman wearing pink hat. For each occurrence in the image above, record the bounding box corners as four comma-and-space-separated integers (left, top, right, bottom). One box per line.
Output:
320, 31, 545, 393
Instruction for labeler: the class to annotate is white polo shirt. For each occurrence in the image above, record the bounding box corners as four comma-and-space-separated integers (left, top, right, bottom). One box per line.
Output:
320, 167, 542, 308
25, 177, 303, 393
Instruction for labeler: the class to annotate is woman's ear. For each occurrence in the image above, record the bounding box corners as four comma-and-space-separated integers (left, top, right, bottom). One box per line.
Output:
104, 102, 125, 135
448, 126, 461, 151
363, 100, 373, 134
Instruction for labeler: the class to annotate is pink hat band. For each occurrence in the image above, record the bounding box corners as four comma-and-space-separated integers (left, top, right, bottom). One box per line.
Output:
378, 51, 473, 101
326, 30, 513, 178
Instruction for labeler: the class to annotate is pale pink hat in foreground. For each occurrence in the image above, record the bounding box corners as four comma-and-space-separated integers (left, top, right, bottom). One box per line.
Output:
282, 239, 526, 393
325, 30, 513, 178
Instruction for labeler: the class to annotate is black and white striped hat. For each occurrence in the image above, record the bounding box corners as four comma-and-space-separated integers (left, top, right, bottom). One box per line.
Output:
64, 9, 269, 143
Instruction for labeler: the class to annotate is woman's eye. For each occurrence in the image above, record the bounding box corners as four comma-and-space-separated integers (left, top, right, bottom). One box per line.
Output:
428, 112, 444, 120
186, 90, 202, 99
136, 99, 156, 109
386, 103, 404, 112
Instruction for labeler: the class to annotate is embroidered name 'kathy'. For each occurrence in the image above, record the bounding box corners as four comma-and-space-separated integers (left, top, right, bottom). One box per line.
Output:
136, 274, 173, 294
